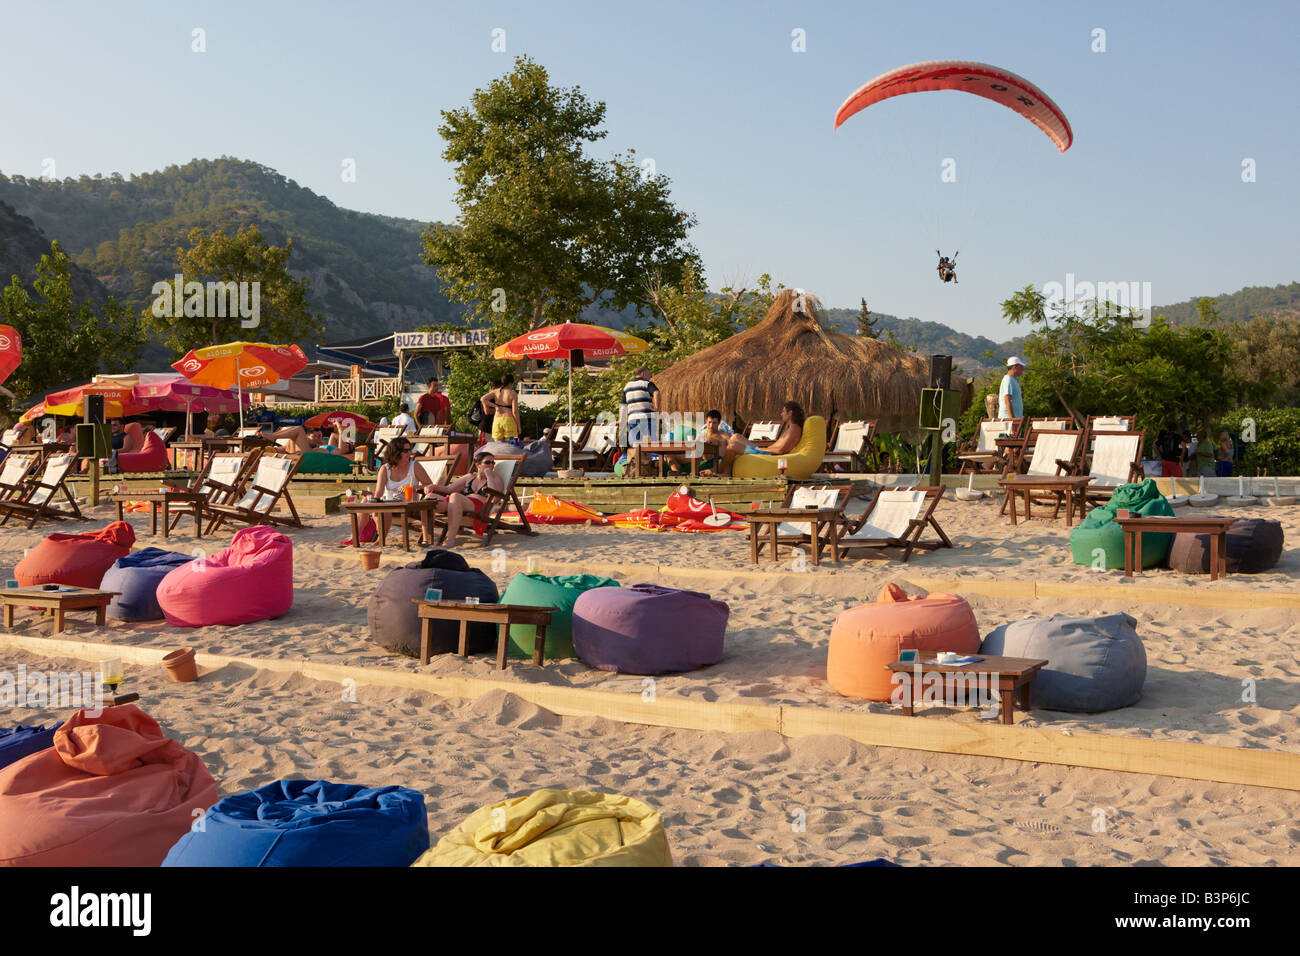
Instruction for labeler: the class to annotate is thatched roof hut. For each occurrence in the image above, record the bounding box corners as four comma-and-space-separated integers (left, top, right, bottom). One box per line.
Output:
654, 290, 968, 433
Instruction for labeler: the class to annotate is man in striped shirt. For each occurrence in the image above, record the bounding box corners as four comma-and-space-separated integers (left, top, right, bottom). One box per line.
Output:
620, 365, 661, 446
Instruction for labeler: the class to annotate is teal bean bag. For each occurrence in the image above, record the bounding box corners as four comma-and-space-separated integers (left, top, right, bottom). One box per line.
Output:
500, 572, 620, 660
298, 451, 352, 474
1069, 479, 1174, 570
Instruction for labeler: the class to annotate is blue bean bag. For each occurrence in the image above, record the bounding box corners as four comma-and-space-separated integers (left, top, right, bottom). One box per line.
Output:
980, 613, 1145, 712
101, 548, 196, 622
572, 584, 729, 674
367, 550, 499, 658
0, 725, 59, 770
162, 779, 429, 867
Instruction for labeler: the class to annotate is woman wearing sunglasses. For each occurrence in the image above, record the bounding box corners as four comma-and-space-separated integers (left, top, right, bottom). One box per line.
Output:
372, 439, 437, 545
422, 449, 504, 544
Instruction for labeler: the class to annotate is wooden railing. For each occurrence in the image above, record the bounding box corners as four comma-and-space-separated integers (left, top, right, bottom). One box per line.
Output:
316, 377, 403, 404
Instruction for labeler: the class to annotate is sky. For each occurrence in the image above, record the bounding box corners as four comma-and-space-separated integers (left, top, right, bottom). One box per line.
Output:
3, 0, 1298, 341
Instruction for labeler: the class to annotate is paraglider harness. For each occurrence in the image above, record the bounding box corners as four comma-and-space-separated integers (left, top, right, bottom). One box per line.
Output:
937, 251, 958, 284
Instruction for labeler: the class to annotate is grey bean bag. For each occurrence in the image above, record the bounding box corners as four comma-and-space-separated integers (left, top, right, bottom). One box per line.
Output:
480, 439, 551, 477
980, 613, 1145, 712
367, 550, 499, 658
1167, 517, 1284, 574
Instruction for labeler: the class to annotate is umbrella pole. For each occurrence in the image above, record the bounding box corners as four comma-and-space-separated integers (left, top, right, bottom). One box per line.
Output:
237, 379, 244, 431
567, 361, 574, 472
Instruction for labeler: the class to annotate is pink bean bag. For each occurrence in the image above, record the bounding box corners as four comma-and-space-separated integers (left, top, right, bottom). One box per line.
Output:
156, 525, 293, 626
117, 430, 169, 472
827, 583, 981, 700
0, 705, 217, 866
15, 521, 136, 589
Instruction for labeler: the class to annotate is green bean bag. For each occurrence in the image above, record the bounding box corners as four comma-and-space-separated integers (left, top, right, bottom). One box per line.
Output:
501, 572, 620, 660
298, 451, 352, 474
1069, 479, 1174, 570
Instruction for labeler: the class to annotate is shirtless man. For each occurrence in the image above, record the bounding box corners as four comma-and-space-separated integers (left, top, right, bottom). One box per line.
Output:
269, 425, 326, 454
718, 402, 805, 476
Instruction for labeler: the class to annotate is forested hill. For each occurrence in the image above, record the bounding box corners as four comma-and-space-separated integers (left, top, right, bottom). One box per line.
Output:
0, 200, 113, 304
1156, 282, 1300, 325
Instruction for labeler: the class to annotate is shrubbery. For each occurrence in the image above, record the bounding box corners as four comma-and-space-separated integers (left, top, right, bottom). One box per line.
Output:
1216, 407, 1300, 475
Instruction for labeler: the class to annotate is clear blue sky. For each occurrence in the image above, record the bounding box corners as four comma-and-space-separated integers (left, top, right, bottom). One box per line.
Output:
3, 0, 1297, 340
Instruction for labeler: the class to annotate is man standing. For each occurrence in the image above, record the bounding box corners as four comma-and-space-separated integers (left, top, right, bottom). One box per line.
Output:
998, 356, 1027, 420
620, 364, 660, 446
392, 402, 417, 437
416, 378, 450, 427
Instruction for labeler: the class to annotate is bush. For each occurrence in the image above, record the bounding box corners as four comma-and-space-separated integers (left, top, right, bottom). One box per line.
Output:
1217, 407, 1300, 475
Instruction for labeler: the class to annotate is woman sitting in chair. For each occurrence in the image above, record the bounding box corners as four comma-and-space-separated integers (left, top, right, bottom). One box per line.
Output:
372, 438, 437, 546
422, 449, 504, 544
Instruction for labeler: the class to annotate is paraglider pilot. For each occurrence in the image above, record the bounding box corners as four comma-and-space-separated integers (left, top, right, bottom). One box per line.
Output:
936, 251, 958, 283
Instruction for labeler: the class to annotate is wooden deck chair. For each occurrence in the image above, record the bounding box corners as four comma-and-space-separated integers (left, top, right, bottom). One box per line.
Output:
410, 425, 451, 458
0, 452, 39, 503
747, 421, 781, 441
432, 454, 537, 546
0, 453, 83, 527
832, 486, 950, 563
151, 426, 178, 444
822, 421, 878, 472
167, 449, 261, 533
371, 426, 403, 462
958, 418, 1021, 474
755, 484, 853, 564
204, 452, 302, 532
1001, 417, 1072, 474
550, 423, 591, 467
394, 456, 457, 543
997, 429, 1084, 515
1082, 430, 1145, 504
1084, 414, 1135, 454
569, 422, 619, 470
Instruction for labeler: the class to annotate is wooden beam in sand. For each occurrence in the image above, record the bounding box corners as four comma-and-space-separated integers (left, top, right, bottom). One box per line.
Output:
2, 631, 1297, 793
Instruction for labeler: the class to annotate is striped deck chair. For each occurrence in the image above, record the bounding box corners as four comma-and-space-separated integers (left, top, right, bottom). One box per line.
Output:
832, 487, 950, 563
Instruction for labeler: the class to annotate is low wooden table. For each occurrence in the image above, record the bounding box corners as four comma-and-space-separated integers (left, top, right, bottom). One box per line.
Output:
413, 600, 553, 668
885, 655, 1048, 725
1, 586, 119, 635
632, 441, 709, 478
1114, 515, 1235, 580
344, 499, 443, 551
747, 508, 840, 565
998, 475, 1094, 526
111, 491, 207, 538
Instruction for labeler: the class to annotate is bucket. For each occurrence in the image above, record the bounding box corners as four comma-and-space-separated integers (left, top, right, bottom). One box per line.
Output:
162, 647, 198, 683
360, 551, 381, 571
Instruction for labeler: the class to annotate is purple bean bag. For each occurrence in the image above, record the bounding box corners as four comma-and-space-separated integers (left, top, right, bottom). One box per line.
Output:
572, 584, 729, 674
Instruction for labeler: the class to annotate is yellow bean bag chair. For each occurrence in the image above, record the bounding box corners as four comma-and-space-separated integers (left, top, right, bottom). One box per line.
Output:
413, 788, 673, 867
732, 415, 827, 479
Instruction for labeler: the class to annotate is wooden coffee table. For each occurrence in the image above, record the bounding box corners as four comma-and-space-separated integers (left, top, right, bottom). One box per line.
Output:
998, 475, 1094, 526
1, 586, 120, 635
413, 600, 553, 668
747, 508, 840, 565
111, 491, 207, 538
1114, 515, 1235, 580
344, 499, 443, 551
885, 655, 1048, 725
632, 441, 708, 478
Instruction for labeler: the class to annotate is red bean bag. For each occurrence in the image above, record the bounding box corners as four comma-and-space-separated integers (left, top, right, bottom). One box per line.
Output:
827, 584, 980, 700
0, 704, 217, 866
156, 525, 293, 627
117, 430, 169, 473
15, 521, 135, 589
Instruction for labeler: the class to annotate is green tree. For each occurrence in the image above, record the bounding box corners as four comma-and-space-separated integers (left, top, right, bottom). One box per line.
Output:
1, 240, 142, 417
422, 56, 700, 331
856, 297, 878, 338
1194, 296, 1222, 327
144, 225, 323, 353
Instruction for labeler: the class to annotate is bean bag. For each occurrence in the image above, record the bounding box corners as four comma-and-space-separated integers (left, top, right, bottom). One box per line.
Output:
572, 584, 729, 674
501, 572, 620, 660
297, 450, 352, 474
101, 547, 195, 622
116, 431, 169, 473
1069, 479, 1174, 570
156, 525, 292, 627
980, 613, 1145, 712
0, 705, 217, 866
732, 415, 827, 480
366, 550, 498, 658
413, 788, 672, 867
162, 779, 429, 867
1168, 517, 1284, 575
15, 521, 135, 589
0, 724, 59, 770
827, 584, 980, 700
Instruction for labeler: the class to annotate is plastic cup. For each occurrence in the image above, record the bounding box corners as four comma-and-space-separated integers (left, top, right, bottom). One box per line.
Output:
403, 484, 414, 502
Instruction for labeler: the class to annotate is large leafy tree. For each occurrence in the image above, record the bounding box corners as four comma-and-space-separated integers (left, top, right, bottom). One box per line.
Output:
1, 240, 142, 417
144, 225, 323, 352
423, 56, 699, 332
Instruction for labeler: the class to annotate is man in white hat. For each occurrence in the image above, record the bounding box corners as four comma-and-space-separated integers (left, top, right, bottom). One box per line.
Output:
998, 356, 1028, 420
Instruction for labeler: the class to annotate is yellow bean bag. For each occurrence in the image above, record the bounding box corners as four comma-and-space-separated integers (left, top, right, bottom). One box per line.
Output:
413, 788, 673, 867
732, 415, 827, 479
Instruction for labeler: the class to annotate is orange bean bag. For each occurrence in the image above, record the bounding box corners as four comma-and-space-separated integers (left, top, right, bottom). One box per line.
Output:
827, 584, 980, 700
15, 520, 135, 589
117, 430, 169, 472
0, 704, 218, 866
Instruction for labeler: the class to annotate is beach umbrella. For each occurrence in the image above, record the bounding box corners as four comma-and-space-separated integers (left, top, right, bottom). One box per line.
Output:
20, 382, 145, 423
172, 342, 308, 430
0, 326, 21, 390
305, 409, 375, 436
125, 373, 249, 439
493, 322, 650, 471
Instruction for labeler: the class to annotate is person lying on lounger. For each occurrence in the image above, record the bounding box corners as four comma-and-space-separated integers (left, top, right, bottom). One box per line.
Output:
717, 401, 804, 476
269, 425, 327, 455
421, 449, 504, 544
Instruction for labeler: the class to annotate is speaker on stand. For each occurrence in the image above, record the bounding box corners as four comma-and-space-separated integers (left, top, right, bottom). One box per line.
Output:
929, 354, 953, 389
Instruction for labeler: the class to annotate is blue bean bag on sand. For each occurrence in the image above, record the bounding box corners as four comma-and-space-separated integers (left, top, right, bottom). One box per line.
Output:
980, 613, 1146, 712
0, 725, 59, 770
162, 779, 429, 867
101, 548, 195, 622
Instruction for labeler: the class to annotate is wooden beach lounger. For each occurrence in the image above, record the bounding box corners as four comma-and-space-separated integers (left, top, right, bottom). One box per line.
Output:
432, 454, 537, 546
166, 450, 262, 534
997, 429, 1086, 521
204, 452, 303, 532
0, 453, 83, 528
550, 423, 590, 467
1081, 430, 1145, 505
749, 484, 852, 565
957, 418, 1021, 474
832, 486, 950, 563
0, 452, 40, 504
567, 423, 620, 471
822, 420, 878, 472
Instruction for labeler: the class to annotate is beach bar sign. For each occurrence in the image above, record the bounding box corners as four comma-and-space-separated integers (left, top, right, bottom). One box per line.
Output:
395, 329, 489, 350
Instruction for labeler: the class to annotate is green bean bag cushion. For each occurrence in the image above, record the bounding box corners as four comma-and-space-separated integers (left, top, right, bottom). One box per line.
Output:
501, 572, 620, 660
1069, 479, 1174, 570
298, 451, 353, 474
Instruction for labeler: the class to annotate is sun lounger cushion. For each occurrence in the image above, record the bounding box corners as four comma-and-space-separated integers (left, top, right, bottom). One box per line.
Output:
827, 583, 980, 700
0, 705, 217, 866
367, 549, 499, 657
297, 450, 353, 474
980, 613, 1145, 712
1069, 479, 1174, 570
116, 430, 169, 473
1167, 518, 1284, 575
732, 415, 827, 480
156, 525, 293, 627
0, 724, 59, 770
412, 788, 672, 867
162, 779, 429, 867
572, 584, 729, 674
101, 548, 196, 622
15, 520, 136, 589
502, 572, 621, 660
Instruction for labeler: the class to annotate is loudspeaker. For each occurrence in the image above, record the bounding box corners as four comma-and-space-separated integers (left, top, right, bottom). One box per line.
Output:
86, 394, 105, 424
570, 349, 585, 368
76, 423, 111, 458
929, 354, 953, 388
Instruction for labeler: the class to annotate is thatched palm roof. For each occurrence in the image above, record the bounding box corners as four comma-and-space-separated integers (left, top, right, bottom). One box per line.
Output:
655, 290, 967, 432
